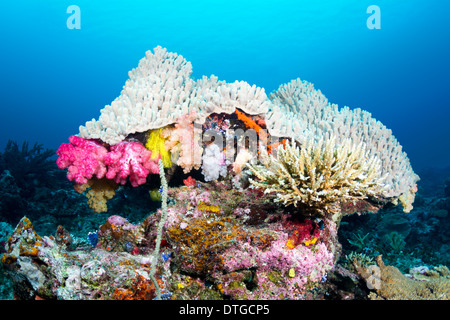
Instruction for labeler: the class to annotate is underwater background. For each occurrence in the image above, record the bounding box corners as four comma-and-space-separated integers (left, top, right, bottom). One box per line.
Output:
1, 0, 449, 169
0, 0, 449, 300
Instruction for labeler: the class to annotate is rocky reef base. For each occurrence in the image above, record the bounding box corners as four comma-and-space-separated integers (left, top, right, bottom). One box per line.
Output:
1, 180, 449, 300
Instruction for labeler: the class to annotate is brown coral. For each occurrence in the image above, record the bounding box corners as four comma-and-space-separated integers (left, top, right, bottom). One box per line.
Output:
166, 215, 274, 276
112, 273, 163, 300
97, 216, 144, 252
2, 217, 43, 262
354, 255, 450, 300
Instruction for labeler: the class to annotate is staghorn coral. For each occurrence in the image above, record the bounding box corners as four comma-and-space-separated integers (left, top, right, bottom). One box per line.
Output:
344, 252, 375, 271
247, 136, 387, 217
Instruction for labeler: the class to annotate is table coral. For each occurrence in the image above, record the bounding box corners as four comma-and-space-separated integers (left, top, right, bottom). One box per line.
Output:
69, 46, 418, 213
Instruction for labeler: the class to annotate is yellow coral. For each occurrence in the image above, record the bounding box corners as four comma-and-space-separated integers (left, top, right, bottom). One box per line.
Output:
397, 183, 418, 213
285, 238, 296, 249
288, 268, 296, 278
304, 237, 317, 246
149, 188, 162, 202
197, 201, 220, 213
145, 128, 172, 168
76, 178, 118, 213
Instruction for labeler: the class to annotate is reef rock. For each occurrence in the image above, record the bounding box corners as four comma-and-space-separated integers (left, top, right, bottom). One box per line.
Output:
1, 178, 344, 300
353, 255, 450, 300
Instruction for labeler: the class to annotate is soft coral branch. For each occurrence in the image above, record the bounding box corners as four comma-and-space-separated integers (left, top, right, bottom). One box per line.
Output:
104, 141, 160, 187
56, 135, 108, 185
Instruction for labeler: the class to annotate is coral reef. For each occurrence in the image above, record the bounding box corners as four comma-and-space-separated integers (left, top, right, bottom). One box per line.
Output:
54, 47, 420, 223
1, 217, 167, 300
0, 140, 62, 193
0, 140, 85, 227
0, 179, 340, 300
1, 46, 433, 301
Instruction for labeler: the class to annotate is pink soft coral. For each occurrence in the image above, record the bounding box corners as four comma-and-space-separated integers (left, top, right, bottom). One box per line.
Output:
163, 111, 203, 173
56, 135, 108, 185
104, 141, 160, 187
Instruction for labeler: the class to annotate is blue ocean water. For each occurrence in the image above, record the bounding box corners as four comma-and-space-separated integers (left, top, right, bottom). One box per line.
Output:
0, 0, 449, 170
